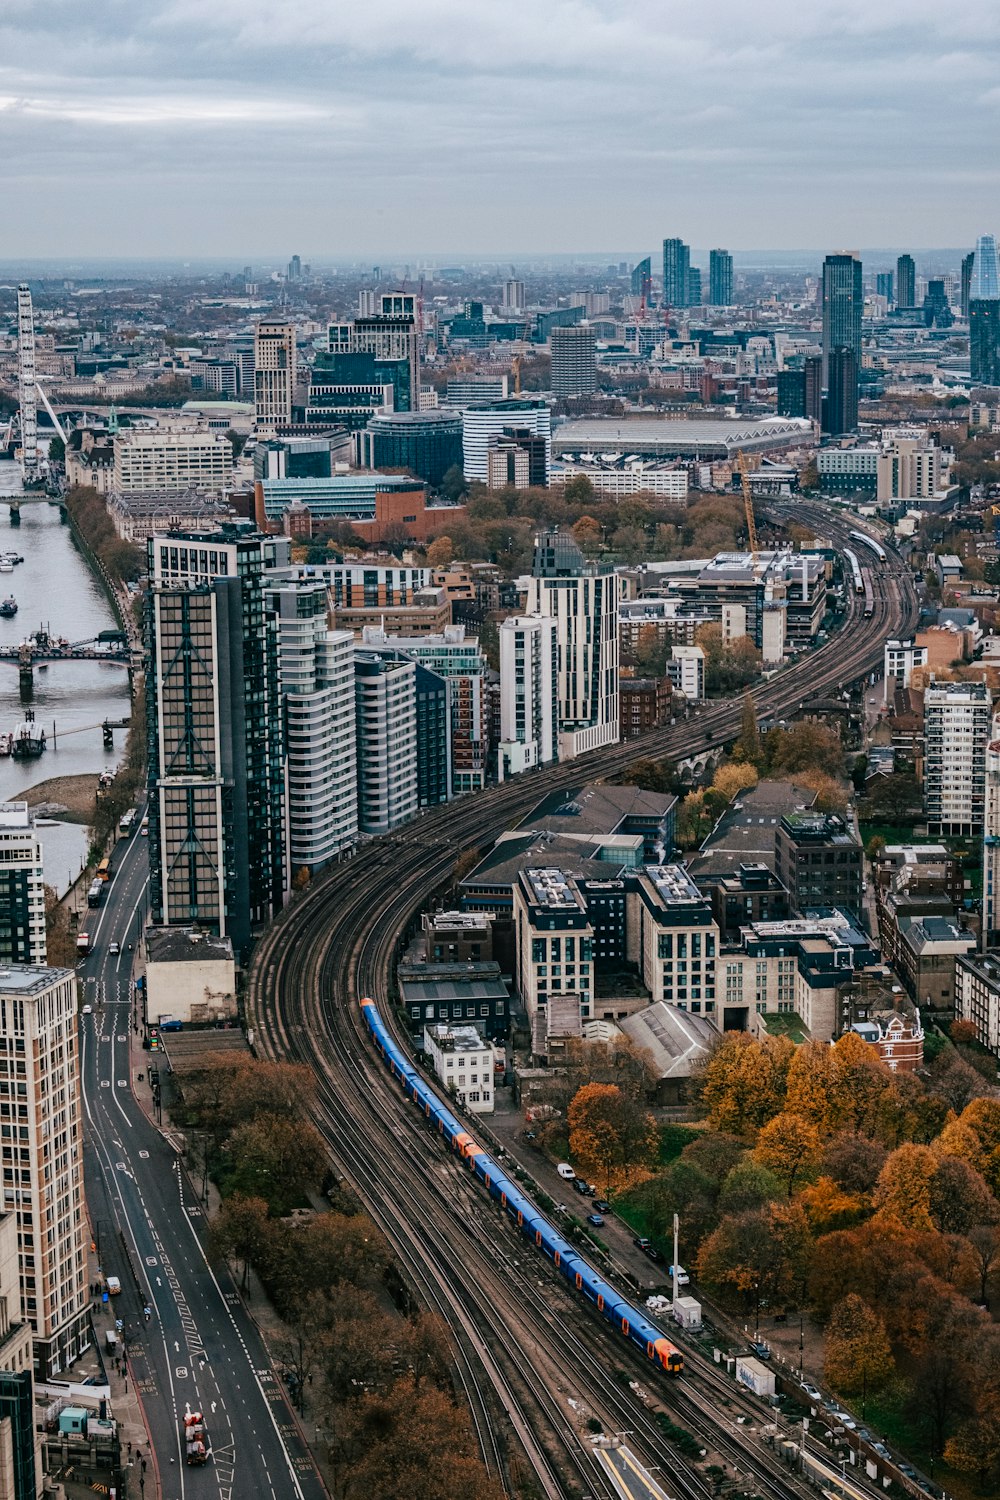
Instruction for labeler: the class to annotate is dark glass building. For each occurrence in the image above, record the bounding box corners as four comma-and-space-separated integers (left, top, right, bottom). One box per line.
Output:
822, 253, 862, 370
896, 253, 916, 309
662, 238, 691, 308
304, 350, 413, 431
0, 1371, 36, 1500
923, 280, 953, 328
146, 531, 287, 958
823, 347, 858, 436
962, 251, 975, 320
776, 356, 822, 423
970, 299, 1000, 385
362, 410, 463, 488
630, 257, 652, 299
414, 663, 452, 806
708, 249, 733, 306
876, 271, 894, 303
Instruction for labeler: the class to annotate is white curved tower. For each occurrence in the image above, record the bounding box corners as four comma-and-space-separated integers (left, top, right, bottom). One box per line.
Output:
16, 284, 38, 474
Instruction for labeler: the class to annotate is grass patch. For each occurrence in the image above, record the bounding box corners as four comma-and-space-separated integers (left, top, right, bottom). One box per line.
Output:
859, 821, 919, 846
655, 1413, 705, 1459
759, 1011, 809, 1043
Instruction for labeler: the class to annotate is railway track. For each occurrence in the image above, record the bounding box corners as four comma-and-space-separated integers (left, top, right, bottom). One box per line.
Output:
248, 516, 917, 1496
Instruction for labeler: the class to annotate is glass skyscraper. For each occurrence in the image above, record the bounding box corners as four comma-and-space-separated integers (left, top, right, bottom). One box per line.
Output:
822, 253, 862, 428
972, 235, 1000, 301
662, 238, 691, 308
896, 253, 916, 309
709, 249, 733, 306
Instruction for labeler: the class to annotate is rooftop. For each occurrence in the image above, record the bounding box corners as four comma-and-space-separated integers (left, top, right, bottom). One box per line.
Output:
0, 802, 29, 829
525, 868, 584, 909
645, 864, 705, 906
145, 926, 235, 965
619, 1003, 719, 1079
424, 1023, 490, 1053
552, 415, 814, 456
519, 782, 676, 839
0, 965, 73, 994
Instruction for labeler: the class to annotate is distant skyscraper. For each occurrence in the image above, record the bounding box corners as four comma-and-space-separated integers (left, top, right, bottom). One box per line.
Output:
288, 254, 302, 281
630, 258, 652, 300
687, 267, 703, 307
961, 252, 975, 319
970, 299, 1000, 385
708, 249, 733, 306
896, 253, 916, 309
146, 532, 288, 956
662, 239, 691, 308
550, 324, 598, 397
876, 271, 894, 304
501, 279, 526, 314
923, 280, 953, 329
972, 235, 1000, 300
982, 710, 1000, 947
254, 320, 297, 431
823, 348, 858, 436
822, 253, 863, 374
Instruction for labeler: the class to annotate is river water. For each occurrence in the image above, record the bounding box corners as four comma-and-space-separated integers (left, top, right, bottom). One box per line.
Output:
0, 460, 131, 891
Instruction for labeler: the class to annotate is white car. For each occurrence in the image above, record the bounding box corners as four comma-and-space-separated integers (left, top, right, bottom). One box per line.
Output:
668, 1264, 690, 1286
81, 1005, 92, 1016
801, 1382, 822, 1403
831, 1410, 857, 1430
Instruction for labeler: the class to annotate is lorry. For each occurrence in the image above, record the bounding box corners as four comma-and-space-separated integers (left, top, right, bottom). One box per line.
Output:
76, 932, 91, 957
183, 1408, 209, 1465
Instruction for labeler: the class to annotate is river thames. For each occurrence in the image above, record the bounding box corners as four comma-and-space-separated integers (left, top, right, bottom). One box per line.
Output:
0, 460, 131, 890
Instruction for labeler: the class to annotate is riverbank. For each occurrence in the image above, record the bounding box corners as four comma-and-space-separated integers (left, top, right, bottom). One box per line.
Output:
22, 773, 98, 824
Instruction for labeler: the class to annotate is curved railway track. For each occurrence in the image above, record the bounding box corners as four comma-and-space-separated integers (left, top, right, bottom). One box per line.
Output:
248, 516, 917, 1496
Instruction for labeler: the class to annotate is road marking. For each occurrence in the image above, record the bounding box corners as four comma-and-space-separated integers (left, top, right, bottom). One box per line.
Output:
139, 1150, 149, 1159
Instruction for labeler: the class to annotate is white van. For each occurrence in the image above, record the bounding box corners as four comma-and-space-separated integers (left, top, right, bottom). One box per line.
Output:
105, 1275, 121, 1296
556, 1163, 576, 1180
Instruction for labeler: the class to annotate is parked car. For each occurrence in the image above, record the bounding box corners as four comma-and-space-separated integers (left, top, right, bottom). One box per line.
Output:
872, 1443, 891, 1460
572, 1177, 593, 1196
633, 1237, 661, 1262
748, 1340, 771, 1360
668, 1264, 690, 1287
594, 1200, 610, 1213
830, 1410, 857, 1430
801, 1383, 821, 1403
556, 1162, 576, 1180
587, 1214, 605, 1228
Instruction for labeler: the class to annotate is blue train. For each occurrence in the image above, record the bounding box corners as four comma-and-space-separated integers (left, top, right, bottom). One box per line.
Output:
361, 997, 684, 1376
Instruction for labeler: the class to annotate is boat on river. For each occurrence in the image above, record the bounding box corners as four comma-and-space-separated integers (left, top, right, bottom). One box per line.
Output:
11, 710, 46, 760
0, 598, 16, 618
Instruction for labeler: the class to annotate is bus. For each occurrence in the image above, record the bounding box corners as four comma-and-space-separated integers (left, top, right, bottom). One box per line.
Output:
96, 857, 113, 883
119, 809, 136, 836
86, 881, 104, 909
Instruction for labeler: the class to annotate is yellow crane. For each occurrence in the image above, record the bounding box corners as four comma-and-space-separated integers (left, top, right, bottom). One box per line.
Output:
736, 449, 759, 558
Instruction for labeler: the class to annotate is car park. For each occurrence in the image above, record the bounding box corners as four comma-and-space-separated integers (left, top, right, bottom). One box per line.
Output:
587, 1214, 605, 1228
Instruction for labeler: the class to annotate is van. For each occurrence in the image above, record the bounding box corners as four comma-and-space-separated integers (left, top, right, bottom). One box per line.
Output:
105, 1276, 121, 1296
105, 1330, 118, 1351
556, 1163, 576, 1180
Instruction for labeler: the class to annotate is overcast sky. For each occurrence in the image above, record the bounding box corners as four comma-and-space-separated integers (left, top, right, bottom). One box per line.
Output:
2, 0, 998, 260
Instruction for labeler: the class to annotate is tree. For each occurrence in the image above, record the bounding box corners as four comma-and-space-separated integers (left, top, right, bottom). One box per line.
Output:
753, 1113, 822, 1196
564, 474, 596, 505
224, 427, 247, 459
48, 435, 65, 463
873, 1143, 938, 1232
944, 1410, 1000, 1490
712, 762, 759, 803
567, 1082, 659, 1192
571, 514, 602, 556
785, 1041, 840, 1133
734, 692, 761, 765
967, 1224, 1000, 1306
209, 1194, 272, 1290
799, 1176, 866, 1233
716, 1159, 783, 1216
44, 886, 78, 967
824, 1292, 894, 1398
820, 1132, 887, 1196
293, 865, 312, 892
695, 1033, 793, 1138
223, 1115, 328, 1214
426, 535, 454, 568
930, 1156, 999, 1235
829, 1031, 894, 1136
439, 465, 468, 504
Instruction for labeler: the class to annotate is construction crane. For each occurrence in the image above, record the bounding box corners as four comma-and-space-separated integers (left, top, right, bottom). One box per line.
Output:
736, 450, 760, 558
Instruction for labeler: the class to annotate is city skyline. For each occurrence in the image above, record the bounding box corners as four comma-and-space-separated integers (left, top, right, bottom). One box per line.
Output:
5, 1, 1000, 256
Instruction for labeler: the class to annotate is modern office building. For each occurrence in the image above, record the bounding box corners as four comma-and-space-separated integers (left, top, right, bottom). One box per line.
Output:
923, 679, 991, 836
923, 280, 953, 328
304, 348, 413, 431
112, 431, 232, 494
971, 234, 1000, 300
970, 298, 1000, 385
896, 253, 916, 310
254, 472, 428, 527
513, 867, 596, 1049
526, 531, 622, 758
413, 663, 452, 806
961, 251, 975, 320
823, 346, 859, 435
354, 652, 418, 833
876, 271, 894, 304
254, 320, 297, 431
0, 805, 45, 965
775, 357, 822, 423
264, 574, 357, 877
662, 239, 691, 309
630, 258, 652, 300
461, 399, 551, 484
774, 812, 863, 915
708, 249, 733, 306
358, 410, 463, 487
360, 624, 487, 794
331, 293, 420, 413
498, 614, 559, 780
145, 531, 288, 956
0, 966, 88, 1380
687, 267, 703, 307
821, 253, 862, 387
982, 711, 1000, 948
0, 1207, 38, 1496
550, 324, 598, 398
443, 375, 509, 408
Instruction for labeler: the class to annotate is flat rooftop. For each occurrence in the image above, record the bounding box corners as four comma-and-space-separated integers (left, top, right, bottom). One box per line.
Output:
525, 868, 583, 909
645, 864, 704, 906
0, 965, 73, 995
552, 415, 814, 457
145, 926, 234, 965
425, 1023, 489, 1053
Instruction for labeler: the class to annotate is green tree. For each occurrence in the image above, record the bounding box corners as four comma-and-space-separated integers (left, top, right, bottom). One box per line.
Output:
734, 692, 761, 765
439, 465, 468, 503
48, 435, 65, 463
823, 1292, 894, 1398
753, 1112, 822, 1196
223, 1115, 328, 1215
209, 1193, 272, 1290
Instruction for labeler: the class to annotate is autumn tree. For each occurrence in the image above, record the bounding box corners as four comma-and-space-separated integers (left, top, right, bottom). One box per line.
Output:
224, 1115, 329, 1215
567, 1082, 659, 1192
944, 1410, 1000, 1490
820, 1132, 887, 1196
694, 1032, 793, 1138
209, 1194, 272, 1290
734, 692, 761, 765
829, 1031, 894, 1136
717, 1159, 783, 1216
753, 1112, 822, 1196
967, 1223, 1000, 1307
873, 1143, 938, 1232
712, 762, 759, 803
824, 1292, 894, 1397
426, 535, 454, 568
785, 1042, 840, 1132
929, 1156, 999, 1236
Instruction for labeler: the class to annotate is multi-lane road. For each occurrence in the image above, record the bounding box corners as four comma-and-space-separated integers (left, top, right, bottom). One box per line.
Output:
79, 823, 326, 1500
249, 510, 918, 1498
